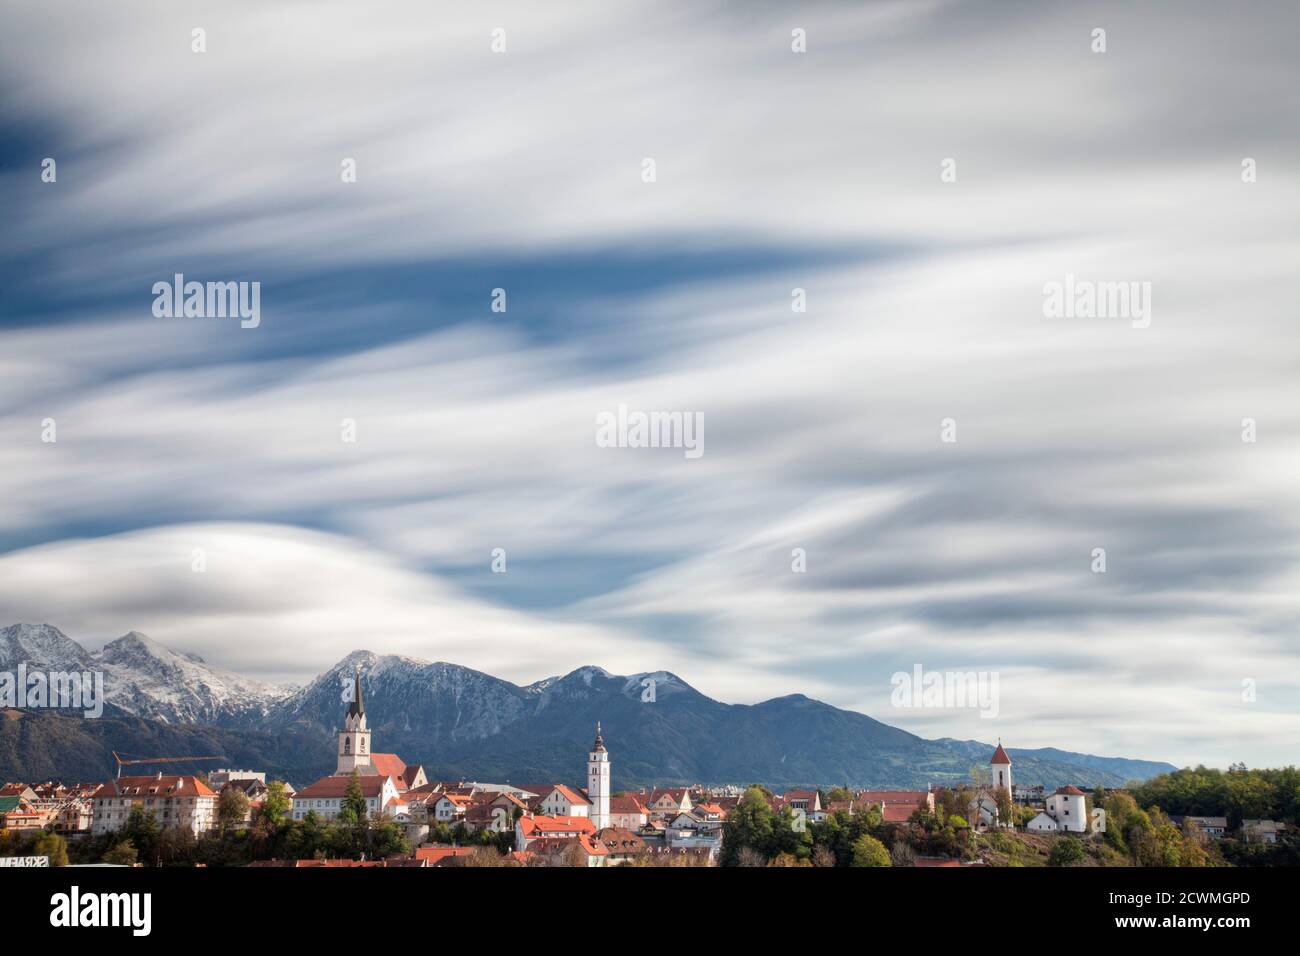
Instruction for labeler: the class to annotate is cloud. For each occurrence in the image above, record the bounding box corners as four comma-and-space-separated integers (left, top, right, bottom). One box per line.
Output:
1, 0, 1298, 769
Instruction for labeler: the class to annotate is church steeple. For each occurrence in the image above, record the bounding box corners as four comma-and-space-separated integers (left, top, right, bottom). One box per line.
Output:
337, 665, 372, 774
588, 720, 610, 830
348, 664, 366, 719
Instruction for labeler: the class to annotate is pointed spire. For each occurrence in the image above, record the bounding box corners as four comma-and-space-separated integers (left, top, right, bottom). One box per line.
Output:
592, 720, 606, 752
990, 738, 1011, 765
348, 664, 365, 718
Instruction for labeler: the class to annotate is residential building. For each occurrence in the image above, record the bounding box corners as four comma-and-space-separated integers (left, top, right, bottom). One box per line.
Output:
90, 774, 217, 836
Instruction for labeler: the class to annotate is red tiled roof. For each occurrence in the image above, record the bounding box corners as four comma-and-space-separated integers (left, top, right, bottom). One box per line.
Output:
365, 753, 421, 789
414, 846, 476, 865
855, 790, 930, 804
517, 815, 596, 837
609, 794, 649, 815
990, 743, 1012, 765
882, 805, 918, 823
295, 775, 388, 799
95, 775, 216, 799
1054, 785, 1086, 796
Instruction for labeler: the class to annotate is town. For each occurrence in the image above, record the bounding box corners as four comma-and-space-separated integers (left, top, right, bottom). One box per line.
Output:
1, 669, 1293, 868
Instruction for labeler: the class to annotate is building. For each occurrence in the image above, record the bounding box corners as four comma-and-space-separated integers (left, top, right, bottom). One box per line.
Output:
1012, 784, 1046, 806
608, 793, 649, 830
990, 740, 1012, 800
291, 774, 401, 821
1027, 785, 1088, 833
588, 722, 611, 830
515, 815, 597, 852
208, 769, 266, 787
645, 788, 693, 821
1175, 815, 1228, 840
1241, 819, 1285, 844
854, 789, 935, 817
332, 666, 425, 791
90, 774, 217, 836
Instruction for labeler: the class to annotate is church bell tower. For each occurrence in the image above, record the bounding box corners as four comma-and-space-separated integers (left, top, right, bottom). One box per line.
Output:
588, 721, 610, 830
336, 665, 373, 775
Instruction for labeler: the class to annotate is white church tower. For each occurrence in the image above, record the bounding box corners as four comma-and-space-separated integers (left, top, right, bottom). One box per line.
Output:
587, 721, 610, 830
990, 739, 1012, 801
336, 665, 373, 775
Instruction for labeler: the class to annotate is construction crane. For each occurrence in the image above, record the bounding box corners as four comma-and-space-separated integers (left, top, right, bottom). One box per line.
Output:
112, 751, 224, 779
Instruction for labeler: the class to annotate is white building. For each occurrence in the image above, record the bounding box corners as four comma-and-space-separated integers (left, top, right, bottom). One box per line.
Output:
337, 665, 373, 775
292, 665, 420, 820
588, 722, 611, 830
91, 774, 218, 836
291, 774, 401, 821
990, 740, 1012, 801
1027, 785, 1089, 833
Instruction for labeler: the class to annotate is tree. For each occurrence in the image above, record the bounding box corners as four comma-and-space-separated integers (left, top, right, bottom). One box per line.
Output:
851, 834, 891, 867
1048, 837, 1085, 867
123, 806, 161, 864
218, 787, 250, 834
33, 832, 69, 867
261, 780, 291, 827
719, 786, 777, 866
338, 770, 368, 825
104, 840, 138, 866
287, 810, 328, 860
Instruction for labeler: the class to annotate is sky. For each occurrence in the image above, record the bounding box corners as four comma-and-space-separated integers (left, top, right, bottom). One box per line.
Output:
1, 0, 1298, 769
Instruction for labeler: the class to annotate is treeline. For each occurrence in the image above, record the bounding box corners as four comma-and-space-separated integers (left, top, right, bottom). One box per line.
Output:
1130, 765, 1300, 826
720, 785, 964, 866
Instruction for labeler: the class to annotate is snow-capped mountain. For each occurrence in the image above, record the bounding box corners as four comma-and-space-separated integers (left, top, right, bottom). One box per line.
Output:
0, 624, 1178, 788
0, 623, 290, 724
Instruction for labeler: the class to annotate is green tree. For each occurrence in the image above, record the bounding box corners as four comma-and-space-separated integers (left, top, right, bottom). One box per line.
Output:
719, 786, 777, 866
261, 780, 291, 827
851, 833, 891, 867
33, 832, 69, 866
104, 840, 138, 866
1048, 836, 1085, 867
338, 770, 368, 824
123, 805, 161, 864
218, 787, 250, 834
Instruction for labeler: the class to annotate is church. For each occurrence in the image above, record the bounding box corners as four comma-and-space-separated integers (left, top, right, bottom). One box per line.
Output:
289, 667, 426, 821
333, 665, 427, 790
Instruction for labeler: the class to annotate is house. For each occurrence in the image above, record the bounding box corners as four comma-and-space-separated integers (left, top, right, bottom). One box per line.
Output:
854, 789, 935, 819
1241, 820, 1285, 844
1026, 786, 1088, 833
513, 782, 593, 819
645, 788, 693, 821
413, 846, 478, 866
783, 790, 821, 812
431, 792, 474, 824
1173, 816, 1228, 840
290, 774, 401, 821
514, 815, 596, 852
594, 827, 646, 865
665, 810, 723, 858
0, 795, 43, 830
608, 793, 649, 830
1012, 784, 1046, 806
528, 833, 608, 867
91, 774, 218, 836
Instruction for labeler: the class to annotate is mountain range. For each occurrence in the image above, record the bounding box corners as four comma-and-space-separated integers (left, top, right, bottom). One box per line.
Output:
0, 623, 1177, 789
